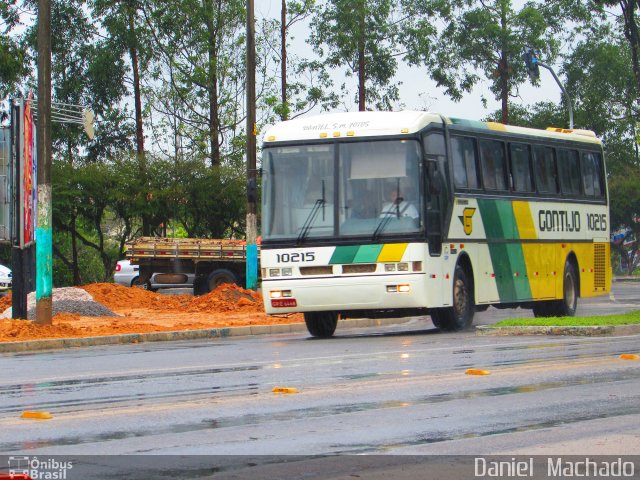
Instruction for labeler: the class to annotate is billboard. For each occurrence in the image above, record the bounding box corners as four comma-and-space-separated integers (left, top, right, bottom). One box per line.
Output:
9, 96, 37, 249
0, 127, 10, 241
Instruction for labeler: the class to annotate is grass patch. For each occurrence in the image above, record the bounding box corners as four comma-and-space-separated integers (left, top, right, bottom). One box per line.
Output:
493, 310, 640, 327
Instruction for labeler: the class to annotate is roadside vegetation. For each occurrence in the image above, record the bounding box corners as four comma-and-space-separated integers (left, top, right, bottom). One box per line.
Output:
1, 0, 639, 285
494, 311, 640, 327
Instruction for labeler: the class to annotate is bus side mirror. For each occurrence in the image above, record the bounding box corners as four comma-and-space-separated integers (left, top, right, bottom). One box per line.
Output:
427, 160, 442, 195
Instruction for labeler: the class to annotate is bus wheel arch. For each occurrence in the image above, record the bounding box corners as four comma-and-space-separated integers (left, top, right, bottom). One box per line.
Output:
431, 257, 475, 331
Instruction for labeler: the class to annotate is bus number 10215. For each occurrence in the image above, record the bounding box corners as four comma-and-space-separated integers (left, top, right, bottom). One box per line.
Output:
276, 252, 316, 263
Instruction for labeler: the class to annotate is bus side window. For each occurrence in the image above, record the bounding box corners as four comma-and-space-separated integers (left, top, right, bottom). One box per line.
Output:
509, 143, 534, 193
581, 152, 604, 199
451, 136, 479, 190
479, 139, 507, 191
532, 145, 558, 194
423, 130, 447, 194
557, 149, 581, 196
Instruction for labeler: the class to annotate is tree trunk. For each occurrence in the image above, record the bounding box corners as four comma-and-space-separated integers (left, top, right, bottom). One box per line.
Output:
129, 9, 144, 156
70, 214, 81, 285
621, 0, 640, 96
281, 0, 288, 120
127, 3, 153, 235
206, 0, 222, 167
499, 5, 509, 124
357, 1, 366, 111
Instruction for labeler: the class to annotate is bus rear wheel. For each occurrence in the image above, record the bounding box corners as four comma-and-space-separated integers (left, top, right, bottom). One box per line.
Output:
304, 312, 338, 338
431, 265, 474, 331
533, 261, 578, 317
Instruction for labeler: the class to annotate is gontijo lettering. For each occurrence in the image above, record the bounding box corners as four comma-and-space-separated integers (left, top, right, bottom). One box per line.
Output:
538, 210, 581, 232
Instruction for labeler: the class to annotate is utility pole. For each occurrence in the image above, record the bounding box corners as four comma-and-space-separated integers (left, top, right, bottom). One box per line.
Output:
35, 0, 53, 325
245, 0, 258, 290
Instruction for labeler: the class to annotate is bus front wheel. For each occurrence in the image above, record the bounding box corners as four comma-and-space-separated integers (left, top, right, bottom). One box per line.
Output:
304, 312, 338, 338
431, 265, 474, 331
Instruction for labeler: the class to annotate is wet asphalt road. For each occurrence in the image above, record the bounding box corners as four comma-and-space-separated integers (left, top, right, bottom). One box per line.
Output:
0, 283, 638, 468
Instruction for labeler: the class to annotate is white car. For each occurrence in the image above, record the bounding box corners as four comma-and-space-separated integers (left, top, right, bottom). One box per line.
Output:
0, 264, 12, 291
113, 259, 195, 291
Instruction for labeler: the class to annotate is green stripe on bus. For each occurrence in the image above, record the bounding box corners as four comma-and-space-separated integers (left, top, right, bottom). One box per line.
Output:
477, 199, 532, 302
353, 244, 384, 263
329, 245, 360, 264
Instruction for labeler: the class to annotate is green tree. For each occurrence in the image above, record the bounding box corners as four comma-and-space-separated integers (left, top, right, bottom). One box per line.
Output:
596, 0, 640, 96
563, 26, 638, 171
143, 0, 246, 167
309, 0, 405, 111
274, 0, 338, 120
0, 0, 26, 98
406, 0, 590, 124
24, 0, 132, 284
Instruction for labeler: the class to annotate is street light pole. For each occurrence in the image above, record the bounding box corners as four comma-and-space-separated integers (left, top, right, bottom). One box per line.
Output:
245, 0, 258, 290
523, 47, 574, 129
35, 0, 53, 325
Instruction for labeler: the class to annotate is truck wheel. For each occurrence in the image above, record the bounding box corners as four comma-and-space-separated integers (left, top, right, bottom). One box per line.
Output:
431, 265, 474, 331
193, 277, 208, 296
207, 269, 239, 291
131, 276, 152, 291
304, 312, 338, 338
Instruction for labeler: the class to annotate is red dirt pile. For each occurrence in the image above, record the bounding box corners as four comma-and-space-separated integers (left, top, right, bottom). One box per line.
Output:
0, 284, 302, 343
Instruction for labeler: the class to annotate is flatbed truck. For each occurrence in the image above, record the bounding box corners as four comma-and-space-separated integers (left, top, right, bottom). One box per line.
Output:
126, 236, 257, 295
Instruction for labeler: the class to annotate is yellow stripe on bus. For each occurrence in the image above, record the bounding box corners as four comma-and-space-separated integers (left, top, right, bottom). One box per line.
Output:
512, 201, 537, 240
377, 243, 408, 262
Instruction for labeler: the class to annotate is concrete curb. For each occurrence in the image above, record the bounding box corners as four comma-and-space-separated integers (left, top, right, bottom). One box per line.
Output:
0, 317, 411, 354
476, 324, 640, 337
613, 276, 640, 282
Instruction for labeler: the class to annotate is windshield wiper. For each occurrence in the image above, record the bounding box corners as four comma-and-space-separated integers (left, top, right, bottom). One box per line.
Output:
297, 180, 326, 245
372, 214, 393, 242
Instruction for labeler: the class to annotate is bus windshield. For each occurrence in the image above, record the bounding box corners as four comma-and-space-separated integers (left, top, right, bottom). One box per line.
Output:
262, 139, 423, 242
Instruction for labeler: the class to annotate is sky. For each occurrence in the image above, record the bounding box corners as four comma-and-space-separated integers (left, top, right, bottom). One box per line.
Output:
256, 1, 566, 123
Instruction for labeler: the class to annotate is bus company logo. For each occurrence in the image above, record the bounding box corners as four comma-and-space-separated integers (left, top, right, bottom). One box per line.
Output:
7, 457, 73, 480
458, 208, 476, 235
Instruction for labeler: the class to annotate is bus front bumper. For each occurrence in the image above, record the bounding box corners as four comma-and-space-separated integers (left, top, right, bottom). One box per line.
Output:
262, 273, 430, 315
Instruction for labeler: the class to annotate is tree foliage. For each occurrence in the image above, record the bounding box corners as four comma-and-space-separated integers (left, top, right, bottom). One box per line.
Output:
405, 0, 595, 124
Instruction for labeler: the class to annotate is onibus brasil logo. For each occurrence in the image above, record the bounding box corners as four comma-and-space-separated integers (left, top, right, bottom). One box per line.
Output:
7, 457, 73, 480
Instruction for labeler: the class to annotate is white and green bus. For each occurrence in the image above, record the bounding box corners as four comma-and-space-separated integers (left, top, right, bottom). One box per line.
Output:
260, 111, 611, 337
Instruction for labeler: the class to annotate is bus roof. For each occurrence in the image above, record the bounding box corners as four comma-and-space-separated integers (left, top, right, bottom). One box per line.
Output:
262, 111, 602, 145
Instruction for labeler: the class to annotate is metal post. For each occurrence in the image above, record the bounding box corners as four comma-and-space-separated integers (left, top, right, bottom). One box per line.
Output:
35, 0, 53, 325
538, 61, 574, 129
245, 0, 258, 290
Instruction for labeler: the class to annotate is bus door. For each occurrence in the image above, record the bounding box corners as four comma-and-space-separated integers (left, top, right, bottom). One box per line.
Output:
423, 131, 449, 257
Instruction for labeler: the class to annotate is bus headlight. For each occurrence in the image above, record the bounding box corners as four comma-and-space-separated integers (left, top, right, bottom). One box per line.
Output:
269, 268, 281, 277
387, 284, 411, 293
270, 290, 292, 298
282, 268, 293, 276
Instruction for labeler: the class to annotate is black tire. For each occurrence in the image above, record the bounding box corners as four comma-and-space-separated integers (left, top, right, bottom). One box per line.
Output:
304, 311, 338, 338
431, 265, 474, 331
207, 269, 239, 291
532, 301, 551, 317
193, 277, 208, 296
532, 261, 578, 317
131, 276, 152, 291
